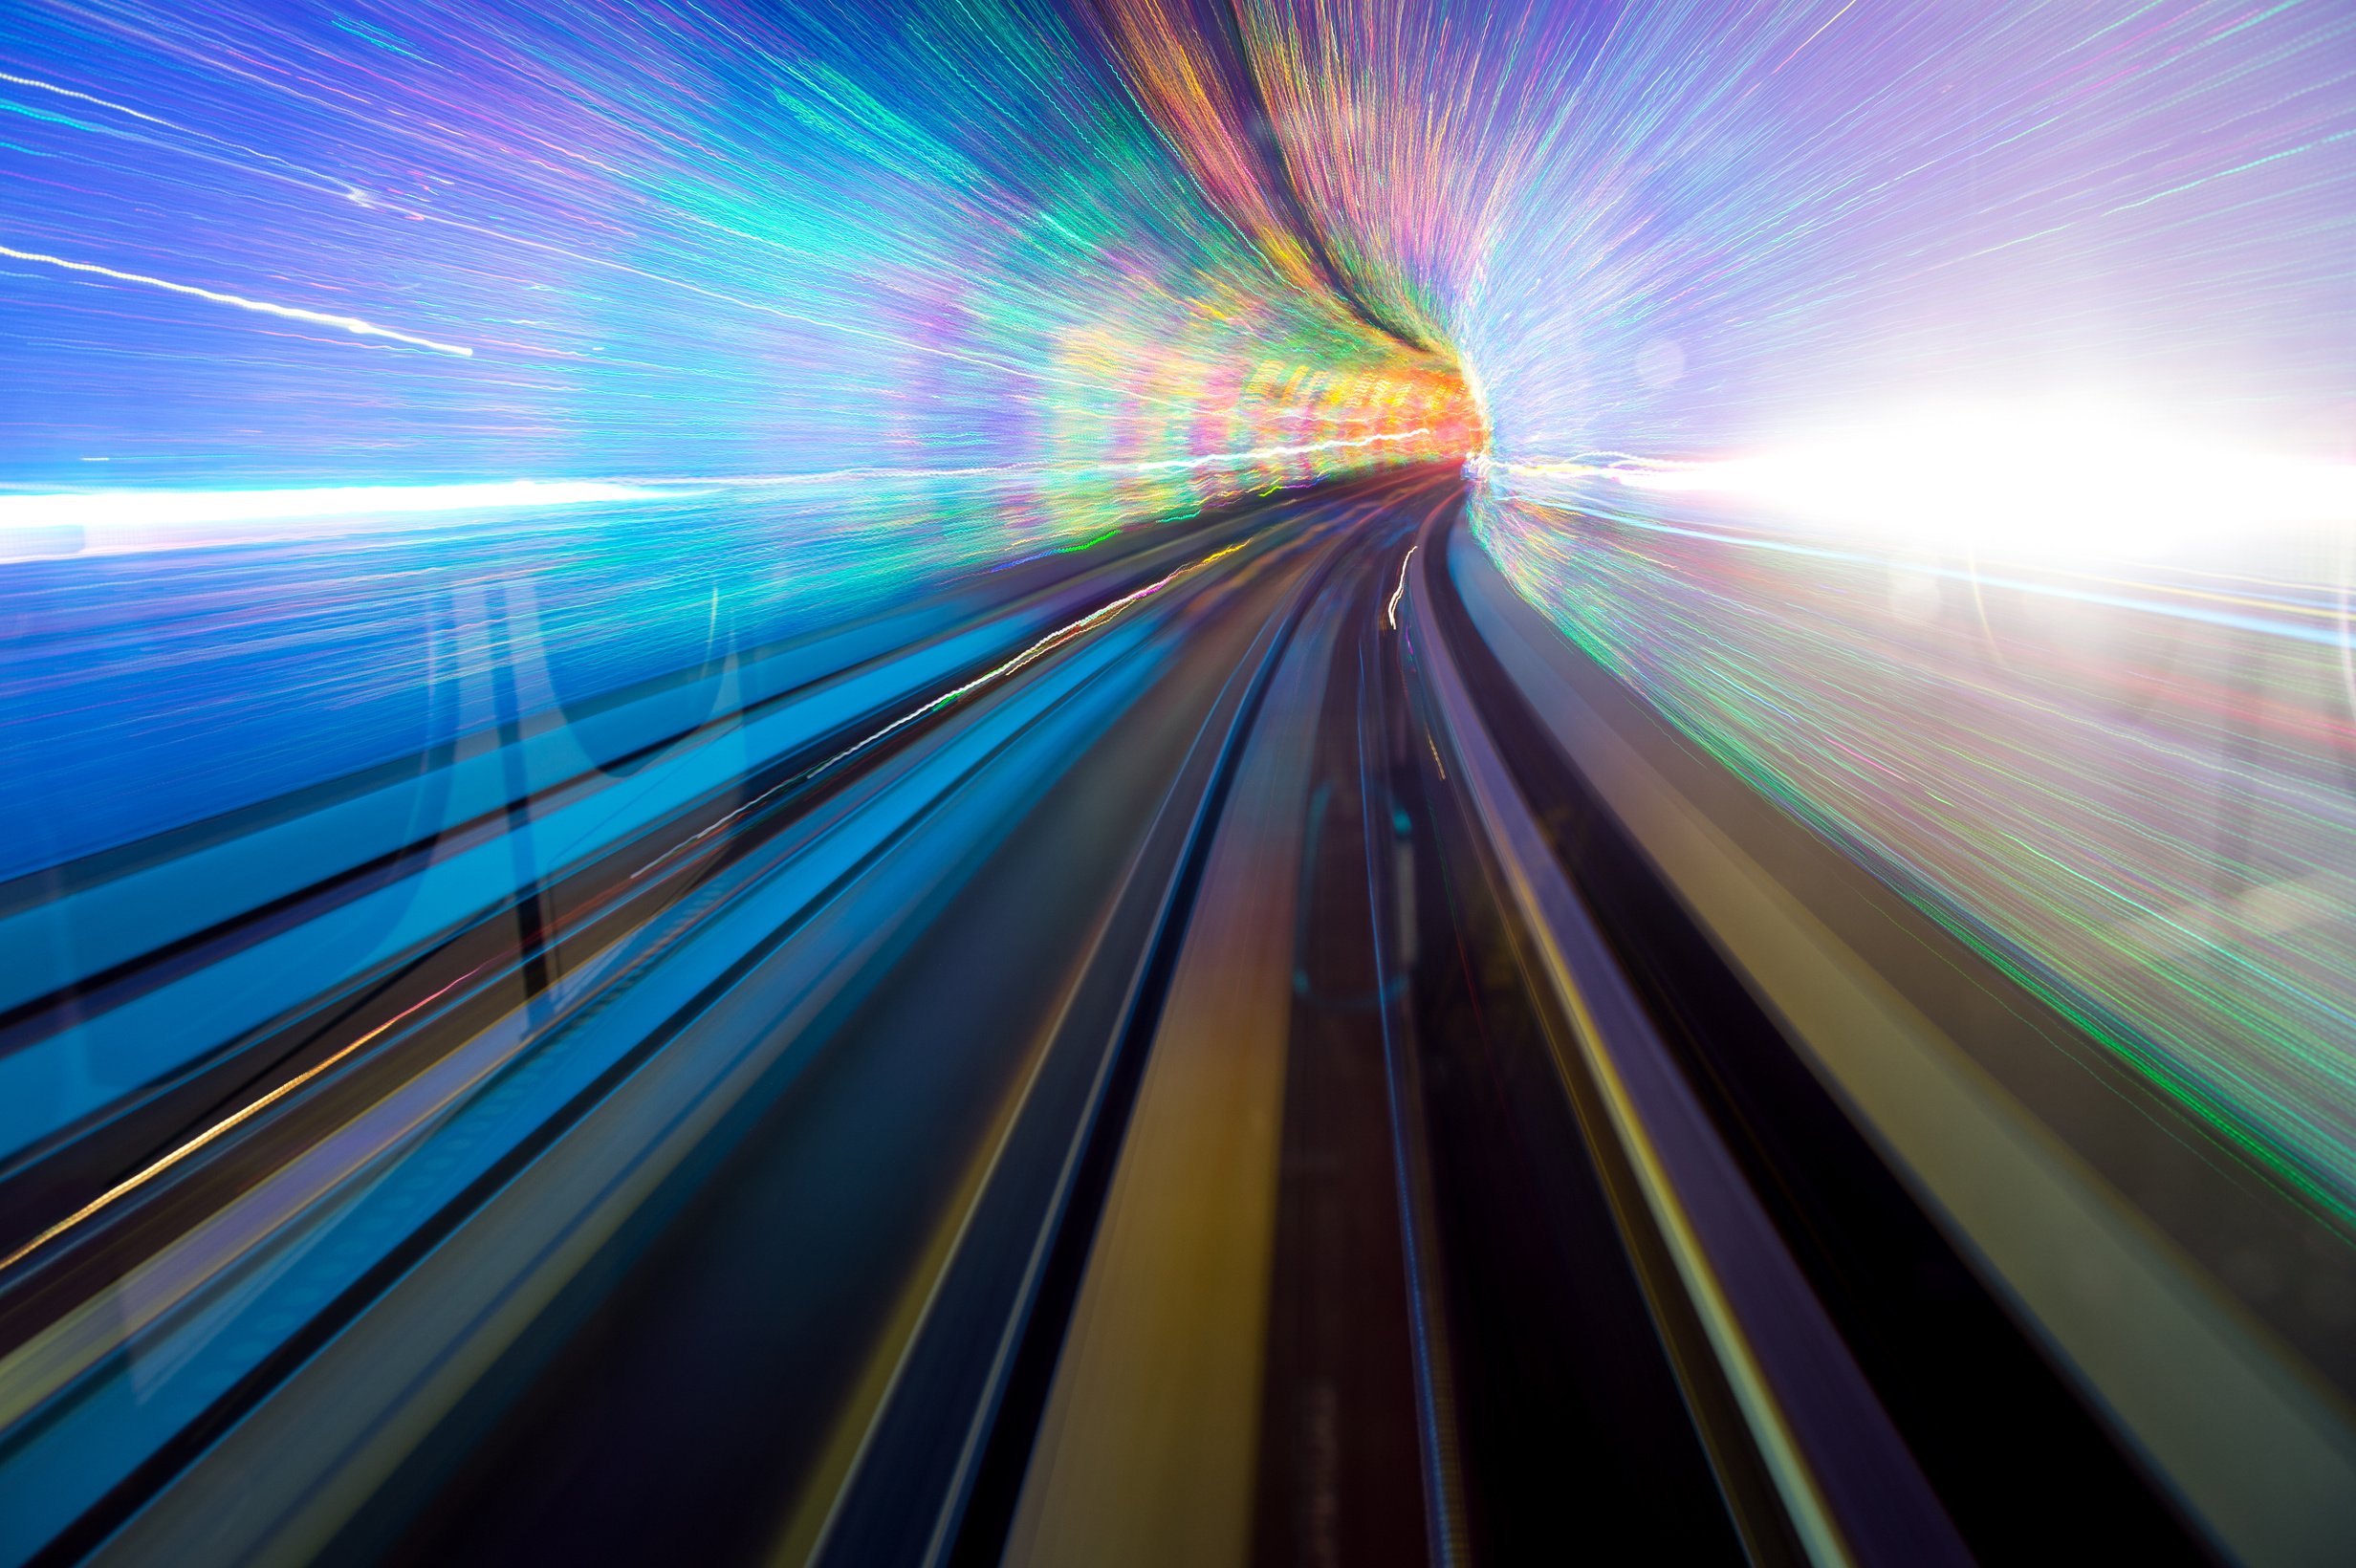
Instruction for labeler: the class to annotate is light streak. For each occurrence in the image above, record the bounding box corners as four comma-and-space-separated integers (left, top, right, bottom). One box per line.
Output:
0, 244, 473, 356
0, 479, 672, 530
1387, 544, 1416, 629
808, 539, 1245, 772
0, 480, 682, 559
631, 538, 1252, 883
1774, 0, 1863, 73
1501, 405, 2356, 561
0, 965, 485, 1275
0, 70, 179, 128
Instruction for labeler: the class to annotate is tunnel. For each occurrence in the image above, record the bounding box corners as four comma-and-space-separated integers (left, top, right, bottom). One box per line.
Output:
4, 3, 2356, 1564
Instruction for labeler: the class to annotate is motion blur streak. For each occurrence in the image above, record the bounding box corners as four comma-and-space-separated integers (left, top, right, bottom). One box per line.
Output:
5, 1, 2356, 1566
0, 244, 478, 356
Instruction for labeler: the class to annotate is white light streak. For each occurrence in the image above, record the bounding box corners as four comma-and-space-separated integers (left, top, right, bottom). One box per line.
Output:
0, 70, 178, 126
0, 480, 666, 530
1494, 403, 2356, 560
0, 243, 473, 356
1387, 544, 1416, 629
0, 480, 678, 560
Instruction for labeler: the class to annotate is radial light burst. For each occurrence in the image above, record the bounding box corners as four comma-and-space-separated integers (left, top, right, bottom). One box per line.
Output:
9, 0, 2356, 1280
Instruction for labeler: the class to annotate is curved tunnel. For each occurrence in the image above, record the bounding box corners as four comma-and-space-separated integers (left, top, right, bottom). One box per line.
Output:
4, 3, 2356, 1564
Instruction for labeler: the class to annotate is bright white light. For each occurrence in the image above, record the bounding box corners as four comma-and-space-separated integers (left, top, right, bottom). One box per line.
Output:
1521, 402, 2356, 559
0, 480, 679, 561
